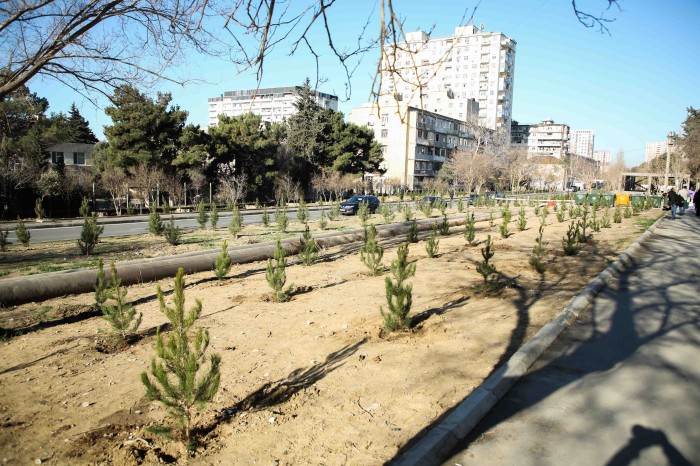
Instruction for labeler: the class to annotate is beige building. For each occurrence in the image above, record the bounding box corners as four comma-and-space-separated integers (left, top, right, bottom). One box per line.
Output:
47, 143, 94, 171
511, 119, 570, 158
207, 86, 338, 126
378, 24, 516, 132
593, 149, 611, 167
569, 130, 595, 158
645, 141, 669, 163
349, 100, 477, 190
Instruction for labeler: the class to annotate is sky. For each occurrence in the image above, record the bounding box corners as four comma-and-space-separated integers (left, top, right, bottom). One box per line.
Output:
31, 0, 700, 168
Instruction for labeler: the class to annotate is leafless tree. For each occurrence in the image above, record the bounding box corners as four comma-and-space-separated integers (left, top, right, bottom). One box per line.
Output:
129, 163, 165, 210
501, 145, 530, 193
1, 1, 620, 103
384, 177, 404, 196
600, 150, 626, 192
448, 149, 495, 195
275, 173, 301, 204
311, 170, 330, 203
569, 154, 599, 192
100, 166, 128, 215
219, 172, 248, 208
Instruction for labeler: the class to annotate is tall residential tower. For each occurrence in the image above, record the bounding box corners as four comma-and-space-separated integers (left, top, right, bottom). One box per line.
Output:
378, 24, 516, 132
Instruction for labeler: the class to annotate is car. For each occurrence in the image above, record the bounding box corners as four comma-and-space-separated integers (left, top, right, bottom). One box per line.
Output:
422, 195, 443, 206
486, 191, 505, 199
339, 195, 380, 215
467, 193, 479, 205
565, 186, 580, 192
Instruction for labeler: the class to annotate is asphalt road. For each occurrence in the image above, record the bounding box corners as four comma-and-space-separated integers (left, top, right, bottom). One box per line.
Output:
441, 212, 700, 465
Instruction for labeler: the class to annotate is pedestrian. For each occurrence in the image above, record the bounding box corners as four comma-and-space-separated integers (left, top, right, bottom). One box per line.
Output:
667, 188, 679, 219
694, 190, 700, 216
678, 187, 689, 215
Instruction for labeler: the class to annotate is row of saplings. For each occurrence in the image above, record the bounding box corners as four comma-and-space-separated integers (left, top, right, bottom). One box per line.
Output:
91, 198, 642, 456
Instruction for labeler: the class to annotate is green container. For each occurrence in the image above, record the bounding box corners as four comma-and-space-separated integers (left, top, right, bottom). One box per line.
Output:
574, 192, 588, 205
602, 194, 615, 206
588, 193, 599, 206
630, 195, 645, 207
650, 195, 663, 208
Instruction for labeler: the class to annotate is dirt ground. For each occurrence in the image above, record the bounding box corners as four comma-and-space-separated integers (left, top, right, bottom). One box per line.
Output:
0, 204, 662, 465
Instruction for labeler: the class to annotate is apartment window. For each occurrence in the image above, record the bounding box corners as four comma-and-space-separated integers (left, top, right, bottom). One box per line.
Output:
51, 151, 64, 164
381, 113, 388, 125
73, 152, 85, 165
381, 129, 388, 138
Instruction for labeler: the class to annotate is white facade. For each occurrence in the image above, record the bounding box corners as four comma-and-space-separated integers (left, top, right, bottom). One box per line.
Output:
593, 150, 611, 166
349, 100, 476, 190
569, 130, 595, 158
512, 120, 569, 159
379, 24, 515, 132
47, 143, 94, 167
208, 86, 338, 126
645, 141, 669, 163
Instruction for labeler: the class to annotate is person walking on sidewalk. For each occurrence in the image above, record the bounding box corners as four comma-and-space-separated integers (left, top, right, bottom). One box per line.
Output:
694, 190, 700, 216
667, 188, 679, 219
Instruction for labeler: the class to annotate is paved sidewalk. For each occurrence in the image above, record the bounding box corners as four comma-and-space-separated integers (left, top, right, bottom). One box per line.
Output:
442, 212, 700, 465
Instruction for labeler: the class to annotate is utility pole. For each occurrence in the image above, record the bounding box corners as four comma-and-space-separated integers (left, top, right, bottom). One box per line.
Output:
664, 131, 676, 191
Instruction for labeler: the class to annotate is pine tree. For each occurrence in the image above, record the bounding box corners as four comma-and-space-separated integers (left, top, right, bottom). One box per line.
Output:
266, 240, 293, 302
210, 204, 219, 229
457, 197, 465, 212
298, 224, 319, 266
381, 203, 395, 223
318, 210, 328, 230
149, 209, 164, 235
438, 213, 450, 236
425, 226, 440, 258
529, 225, 548, 273
464, 213, 477, 245
77, 214, 104, 256
228, 206, 243, 238
196, 201, 208, 229
562, 222, 581, 256
360, 224, 384, 275
357, 202, 370, 226
141, 268, 221, 450
381, 243, 416, 331
163, 216, 182, 245
0, 228, 9, 251
402, 203, 413, 221
262, 205, 270, 227
275, 205, 288, 232
476, 235, 500, 293
296, 200, 310, 224
407, 218, 418, 243
213, 241, 232, 280
99, 260, 142, 343
15, 217, 30, 246
67, 103, 98, 143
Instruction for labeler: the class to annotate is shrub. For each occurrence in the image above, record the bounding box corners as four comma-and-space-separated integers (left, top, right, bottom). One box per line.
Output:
77, 214, 104, 256
141, 268, 221, 450
488, 210, 495, 227
228, 206, 243, 239
402, 203, 413, 221
624, 204, 632, 218
407, 219, 419, 243
381, 204, 395, 223
148, 209, 164, 235
529, 225, 548, 273
296, 200, 310, 224
262, 205, 270, 227
539, 205, 549, 225
357, 202, 370, 226
79, 197, 90, 217
162, 196, 171, 214
213, 241, 232, 280
98, 259, 142, 343
380, 243, 416, 331
196, 201, 208, 229
15, 217, 30, 246
210, 204, 219, 229
163, 216, 182, 245
464, 213, 477, 245
556, 208, 566, 223
420, 201, 433, 218
425, 226, 440, 258
562, 222, 581, 256
360, 224, 384, 275
299, 224, 319, 266
457, 198, 464, 212
601, 208, 612, 228
438, 213, 450, 236
476, 235, 500, 293
499, 215, 510, 238
0, 228, 9, 251
266, 240, 293, 302
328, 201, 340, 221
275, 205, 288, 232
578, 205, 591, 243
517, 206, 527, 231
632, 203, 641, 216
614, 205, 623, 223
318, 210, 328, 230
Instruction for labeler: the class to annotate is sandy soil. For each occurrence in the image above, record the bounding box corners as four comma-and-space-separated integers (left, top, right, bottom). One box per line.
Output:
0, 204, 662, 465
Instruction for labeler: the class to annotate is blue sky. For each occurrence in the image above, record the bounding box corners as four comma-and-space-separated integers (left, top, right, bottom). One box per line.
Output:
32, 0, 700, 167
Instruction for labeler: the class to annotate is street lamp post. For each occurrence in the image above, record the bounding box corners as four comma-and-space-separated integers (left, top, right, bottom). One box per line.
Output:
664, 131, 676, 191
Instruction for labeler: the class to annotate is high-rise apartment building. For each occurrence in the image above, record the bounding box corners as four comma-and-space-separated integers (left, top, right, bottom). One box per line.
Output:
207, 86, 338, 126
645, 141, 669, 163
569, 130, 595, 158
378, 24, 516, 132
593, 150, 611, 167
510, 120, 569, 159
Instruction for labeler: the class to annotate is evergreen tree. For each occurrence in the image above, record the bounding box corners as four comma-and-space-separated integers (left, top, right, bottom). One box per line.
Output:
266, 240, 293, 302
141, 268, 221, 449
228, 206, 243, 238
296, 199, 310, 224
361, 224, 384, 275
407, 219, 418, 243
529, 225, 548, 273
99, 260, 142, 343
381, 243, 416, 331
438, 213, 450, 235
0, 228, 9, 251
261, 205, 270, 227
163, 216, 182, 245
149, 209, 164, 235
213, 241, 232, 280
464, 213, 477, 245
476, 235, 500, 293
67, 103, 98, 143
77, 213, 104, 255
425, 226, 440, 258
196, 201, 208, 229
298, 224, 319, 266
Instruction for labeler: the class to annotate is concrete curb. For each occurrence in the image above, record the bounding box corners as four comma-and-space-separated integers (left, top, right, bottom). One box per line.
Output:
0, 214, 475, 306
390, 214, 666, 466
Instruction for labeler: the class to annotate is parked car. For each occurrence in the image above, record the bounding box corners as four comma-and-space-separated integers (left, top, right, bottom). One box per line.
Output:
339, 195, 380, 215
467, 193, 479, 205
422, 195, 443, 206
486, 191, 505, 199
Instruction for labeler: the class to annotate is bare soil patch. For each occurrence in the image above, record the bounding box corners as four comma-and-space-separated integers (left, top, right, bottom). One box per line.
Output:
0, 206, 662, 465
